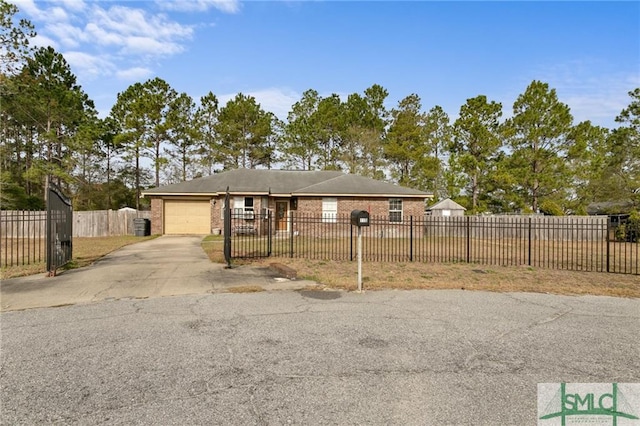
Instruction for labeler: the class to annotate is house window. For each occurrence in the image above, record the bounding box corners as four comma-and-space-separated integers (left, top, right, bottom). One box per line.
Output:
389, 199, 403, 223
234, 196, 255, 219
322, 197, 337, 223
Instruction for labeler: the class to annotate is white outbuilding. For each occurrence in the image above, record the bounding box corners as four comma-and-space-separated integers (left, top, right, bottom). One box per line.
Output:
426, 198, 466, 217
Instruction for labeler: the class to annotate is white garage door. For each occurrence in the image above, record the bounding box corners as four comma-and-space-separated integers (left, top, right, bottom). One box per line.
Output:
164, 200, 211, 235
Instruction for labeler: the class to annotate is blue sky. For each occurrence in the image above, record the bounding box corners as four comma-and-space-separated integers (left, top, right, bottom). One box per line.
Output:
13, 0, 640, 129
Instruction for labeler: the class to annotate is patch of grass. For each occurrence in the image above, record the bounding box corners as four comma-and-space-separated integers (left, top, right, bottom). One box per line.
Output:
301, 273, 321, 282
227, 285, 265, 293
0, 263, 45, 280
200, 235, 254, 266
202, 234, 224, 243
248, 258, 640, 298
1, 235, 158, 279
201, 236, 226, 263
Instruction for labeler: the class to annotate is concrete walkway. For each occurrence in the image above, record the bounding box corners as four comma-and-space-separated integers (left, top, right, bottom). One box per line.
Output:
0, 236, 316, 311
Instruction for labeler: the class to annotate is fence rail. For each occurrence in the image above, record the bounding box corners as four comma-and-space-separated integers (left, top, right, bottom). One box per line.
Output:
1, 209, 151, 268
230, 213, 639, 275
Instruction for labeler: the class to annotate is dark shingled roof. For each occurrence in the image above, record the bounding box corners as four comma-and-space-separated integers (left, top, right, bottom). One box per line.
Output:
142, 169, 430, 198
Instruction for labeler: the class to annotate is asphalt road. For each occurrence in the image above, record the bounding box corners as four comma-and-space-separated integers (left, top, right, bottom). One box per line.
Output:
2, 289, 638, 425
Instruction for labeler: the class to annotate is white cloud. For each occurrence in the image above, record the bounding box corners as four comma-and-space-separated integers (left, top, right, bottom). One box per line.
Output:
30, 34, 58, 50
121, 36, 184, 56
116, 67, 154, 82
44, 22, 87, 48
85, 5, 193, 57
552, 73, 639, 128
48, 6, 70, 22
84, 22, 123, 47
17, 2, 194, 58
14, 0, 70, 23
219, 88, 301, 119
16, 1, 199, 86
89, 6, 192, 40
13, 0, 46, 21
57, 0, 86, 13
63, 51, 114, 78
508, 61, 640, 128
156, 0, 241, 14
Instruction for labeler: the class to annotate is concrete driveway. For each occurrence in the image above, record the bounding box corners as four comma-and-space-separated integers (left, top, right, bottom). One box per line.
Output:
0, 236, 314, 311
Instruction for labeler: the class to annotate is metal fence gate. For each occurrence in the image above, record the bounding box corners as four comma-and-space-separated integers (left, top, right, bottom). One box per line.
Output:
46, 182, 73, 275
228, 210, 273, 259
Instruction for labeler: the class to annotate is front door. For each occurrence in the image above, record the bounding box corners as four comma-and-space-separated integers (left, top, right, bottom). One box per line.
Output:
276, 201, 289, 231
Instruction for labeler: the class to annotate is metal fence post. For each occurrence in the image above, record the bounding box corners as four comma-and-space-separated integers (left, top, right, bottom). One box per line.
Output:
606, 217, 611, 273
46, 179, 52, 273
289, 211, 294, 258
466, 216, 470, 263
528, 217, 532, 266
350, 224, 354, 261
267, 210, 272, 256
410, 216, 414, 262
223, 188, 231, 268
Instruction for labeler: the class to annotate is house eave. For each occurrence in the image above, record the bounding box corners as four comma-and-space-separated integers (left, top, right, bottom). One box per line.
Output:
142, 191, 271, 197
141, 192, 217, 198
292, 192, 432, 198
143, 191, 432, 199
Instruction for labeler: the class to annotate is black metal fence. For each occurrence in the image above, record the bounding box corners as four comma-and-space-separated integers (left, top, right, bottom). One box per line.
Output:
0, 210, 47, 268
46, 183, 73, 275
230, 213, 639, 275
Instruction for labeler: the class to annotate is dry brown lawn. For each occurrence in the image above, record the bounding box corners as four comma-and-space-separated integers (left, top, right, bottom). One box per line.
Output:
246, 258, 640, 298
201, 235, 226, 263
202, 235, 639, 298
1, 235, 157, 279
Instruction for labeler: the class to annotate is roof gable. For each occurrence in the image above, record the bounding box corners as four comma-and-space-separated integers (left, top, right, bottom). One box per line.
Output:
295, 174, 428, 197
427, 198, 466, 211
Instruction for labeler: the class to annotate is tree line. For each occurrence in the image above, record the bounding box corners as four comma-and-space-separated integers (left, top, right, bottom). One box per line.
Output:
1, 1, 639, 215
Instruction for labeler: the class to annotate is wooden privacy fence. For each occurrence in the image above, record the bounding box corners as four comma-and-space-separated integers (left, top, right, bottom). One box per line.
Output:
1, 210, 151, 268
1, 209, 151, 238
230, 214, 638, 275
73, 210, 151, 237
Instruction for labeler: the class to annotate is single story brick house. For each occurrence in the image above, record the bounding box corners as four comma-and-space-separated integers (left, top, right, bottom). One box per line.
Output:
142, 169, 432, 235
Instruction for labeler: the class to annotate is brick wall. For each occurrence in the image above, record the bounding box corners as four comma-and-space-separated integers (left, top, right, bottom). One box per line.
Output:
151, 194, 428, 236
295, 197, 425, 219
211, 196, 224, 233
150, 197, 162, 234
292, 196, 427, 237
